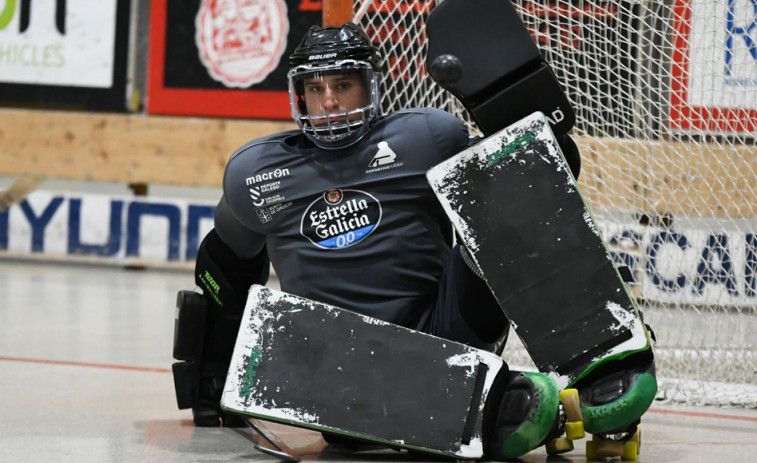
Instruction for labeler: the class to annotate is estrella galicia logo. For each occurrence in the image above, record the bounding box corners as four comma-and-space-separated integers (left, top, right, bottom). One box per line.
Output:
301, 189, 382, 249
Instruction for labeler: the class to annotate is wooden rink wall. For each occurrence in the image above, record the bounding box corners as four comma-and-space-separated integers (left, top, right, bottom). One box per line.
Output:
1, 107, 755, 219
0, 108, 294, 188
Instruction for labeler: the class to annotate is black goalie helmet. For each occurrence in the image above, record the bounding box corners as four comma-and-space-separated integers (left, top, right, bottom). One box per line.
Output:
288, 23, 382, 149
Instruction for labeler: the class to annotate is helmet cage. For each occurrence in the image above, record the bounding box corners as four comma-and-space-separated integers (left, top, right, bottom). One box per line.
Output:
288, 60, 380, 149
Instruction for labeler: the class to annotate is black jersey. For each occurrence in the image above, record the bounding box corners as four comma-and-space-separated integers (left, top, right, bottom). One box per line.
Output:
215, 108, 470, 327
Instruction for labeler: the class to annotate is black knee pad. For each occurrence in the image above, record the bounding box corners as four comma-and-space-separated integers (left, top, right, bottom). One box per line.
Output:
172, 360, 199, 410
172, 291, 207, 410
173, 229, 269, 422
171, 289, 247, 414
173, 290, 207, 361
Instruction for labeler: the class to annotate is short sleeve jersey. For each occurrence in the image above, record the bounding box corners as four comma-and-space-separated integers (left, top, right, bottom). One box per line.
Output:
216, 107, 470, 327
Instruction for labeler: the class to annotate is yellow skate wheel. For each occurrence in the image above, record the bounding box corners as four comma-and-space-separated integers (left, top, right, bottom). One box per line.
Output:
560, 388, 583, 422
588, 436, 624, 459
546, 437, 574, 455
565, 421, 585, 440
585, 440, 598, 460
631, 427, 641, 454
622, 440, 639, 461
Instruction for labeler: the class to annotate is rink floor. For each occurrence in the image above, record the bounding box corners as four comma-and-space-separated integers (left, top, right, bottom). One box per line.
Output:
1, 259, 756, 462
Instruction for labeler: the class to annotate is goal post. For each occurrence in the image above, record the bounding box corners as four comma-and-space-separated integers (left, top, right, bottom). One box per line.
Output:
323, 0, 757, 407
322, 0, 354, 26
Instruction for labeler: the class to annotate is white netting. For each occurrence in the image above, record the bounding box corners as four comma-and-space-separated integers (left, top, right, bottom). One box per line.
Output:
354, 0, 757, 407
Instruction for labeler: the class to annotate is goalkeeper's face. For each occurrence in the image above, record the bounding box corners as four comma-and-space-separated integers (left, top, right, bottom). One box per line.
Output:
288, 60, 380, 149
302, 73, 369, 122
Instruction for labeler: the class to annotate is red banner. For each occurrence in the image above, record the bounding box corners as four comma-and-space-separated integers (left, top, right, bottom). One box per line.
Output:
147, 0, 321, 119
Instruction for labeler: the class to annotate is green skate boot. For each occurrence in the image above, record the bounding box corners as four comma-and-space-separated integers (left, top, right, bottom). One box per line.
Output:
573, 352, 657, 460
483, 370, 574, 460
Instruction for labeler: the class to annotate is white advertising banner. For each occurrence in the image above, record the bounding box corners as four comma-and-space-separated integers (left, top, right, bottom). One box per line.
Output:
0, 190, 216, 268
0, 0, 118, 88
688, 0, 757, 106
2, 190, 755, 307
598, 210, 757, 308
671, 0, 757, 133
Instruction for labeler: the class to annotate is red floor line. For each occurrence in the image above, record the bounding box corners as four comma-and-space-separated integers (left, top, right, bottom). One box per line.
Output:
647, 407, 757, 422
0, 356, 171, 373
652, 442, 756, 446
2, 355, 756, 423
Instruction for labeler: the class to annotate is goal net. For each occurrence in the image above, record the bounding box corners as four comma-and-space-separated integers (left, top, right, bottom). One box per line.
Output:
349, 0, 757, 407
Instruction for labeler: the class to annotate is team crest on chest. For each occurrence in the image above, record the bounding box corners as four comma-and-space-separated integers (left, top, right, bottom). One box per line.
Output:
325, 189, 342, 203
301, 189, 382, 249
